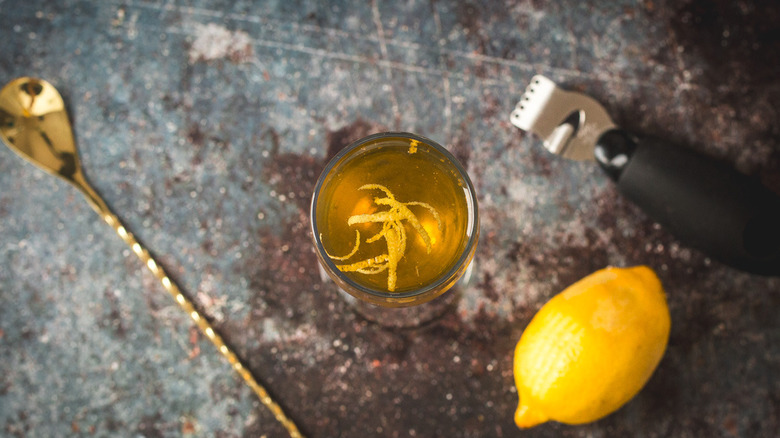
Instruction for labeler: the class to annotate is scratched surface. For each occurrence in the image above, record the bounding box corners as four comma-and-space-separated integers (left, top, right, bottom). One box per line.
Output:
1, 0, 779, 437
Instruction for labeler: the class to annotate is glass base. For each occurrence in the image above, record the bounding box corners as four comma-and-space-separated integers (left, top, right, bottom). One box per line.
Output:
319, 261, 474, 329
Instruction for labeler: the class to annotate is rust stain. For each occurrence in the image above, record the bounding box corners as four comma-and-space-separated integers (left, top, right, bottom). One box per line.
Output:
188, 326, 201, 359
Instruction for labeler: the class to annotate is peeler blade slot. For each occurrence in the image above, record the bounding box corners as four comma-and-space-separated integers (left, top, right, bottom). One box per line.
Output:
543, 110, 582, 156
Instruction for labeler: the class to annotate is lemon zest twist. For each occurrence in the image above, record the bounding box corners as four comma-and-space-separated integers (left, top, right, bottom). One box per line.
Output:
327, 184, 441, 292
408, 139, 419, 154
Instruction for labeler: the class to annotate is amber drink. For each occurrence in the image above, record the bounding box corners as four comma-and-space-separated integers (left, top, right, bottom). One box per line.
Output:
311, 132, 478, 307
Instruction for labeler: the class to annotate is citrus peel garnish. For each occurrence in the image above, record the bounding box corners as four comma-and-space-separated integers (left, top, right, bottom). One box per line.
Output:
408, 139, 419, 154
325, 184, 441, 292
323, 229, 361, 261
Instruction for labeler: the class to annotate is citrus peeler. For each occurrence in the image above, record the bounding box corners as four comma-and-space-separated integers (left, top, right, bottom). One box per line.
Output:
510, 75, 780, 276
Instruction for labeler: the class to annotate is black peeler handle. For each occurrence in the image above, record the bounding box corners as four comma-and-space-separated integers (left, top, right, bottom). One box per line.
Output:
595, 129, 780, 276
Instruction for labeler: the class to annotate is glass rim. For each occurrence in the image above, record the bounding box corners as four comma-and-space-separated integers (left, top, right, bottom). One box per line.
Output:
309, 131, 479, 302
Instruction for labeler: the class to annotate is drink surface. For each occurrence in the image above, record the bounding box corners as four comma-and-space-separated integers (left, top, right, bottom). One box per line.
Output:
316, 137, 471, 293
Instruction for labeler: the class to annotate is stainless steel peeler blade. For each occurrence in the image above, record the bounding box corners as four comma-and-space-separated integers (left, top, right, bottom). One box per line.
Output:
510, 75, 615, 161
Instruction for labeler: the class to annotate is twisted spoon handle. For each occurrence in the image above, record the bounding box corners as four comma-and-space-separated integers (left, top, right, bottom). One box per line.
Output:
73, 175, 303, 438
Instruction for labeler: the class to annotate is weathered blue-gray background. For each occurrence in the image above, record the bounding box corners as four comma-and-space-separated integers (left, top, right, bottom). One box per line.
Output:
1, 0, 778, 437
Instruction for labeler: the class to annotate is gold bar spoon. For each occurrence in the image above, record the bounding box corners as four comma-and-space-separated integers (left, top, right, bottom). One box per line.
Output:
0, 77, 303, 438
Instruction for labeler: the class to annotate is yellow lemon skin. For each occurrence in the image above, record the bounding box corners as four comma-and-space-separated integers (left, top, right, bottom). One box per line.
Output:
513, 266, 671, 428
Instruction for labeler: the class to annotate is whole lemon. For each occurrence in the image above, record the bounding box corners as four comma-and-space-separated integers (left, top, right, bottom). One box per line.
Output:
513, 266, 671, 428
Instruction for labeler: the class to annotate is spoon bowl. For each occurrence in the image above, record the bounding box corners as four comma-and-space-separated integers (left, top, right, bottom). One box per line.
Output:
0, 78, 80, 180
0, 77, 104, 212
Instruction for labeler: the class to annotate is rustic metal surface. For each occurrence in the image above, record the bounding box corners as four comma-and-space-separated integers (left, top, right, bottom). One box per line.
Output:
1, 1, 778, 437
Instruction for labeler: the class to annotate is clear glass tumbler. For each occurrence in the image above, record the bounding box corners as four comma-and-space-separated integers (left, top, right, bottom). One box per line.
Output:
310, 132, 479, 310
